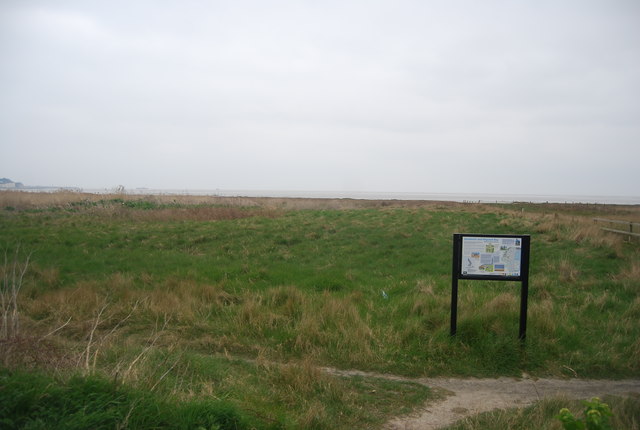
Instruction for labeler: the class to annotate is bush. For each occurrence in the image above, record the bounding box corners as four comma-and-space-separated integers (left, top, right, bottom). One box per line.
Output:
557, 397, 613, 430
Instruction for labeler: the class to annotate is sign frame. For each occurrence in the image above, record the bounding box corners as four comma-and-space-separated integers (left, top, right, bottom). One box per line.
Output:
450, 233, 531, 340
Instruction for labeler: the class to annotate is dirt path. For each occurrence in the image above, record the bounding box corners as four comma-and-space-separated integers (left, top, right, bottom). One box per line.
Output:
324, 368, 640, 430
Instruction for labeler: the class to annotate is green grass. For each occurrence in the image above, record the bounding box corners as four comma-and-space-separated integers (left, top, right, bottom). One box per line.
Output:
442, 395, 640, 430
0, 347, 433, 429
0, 367, 257, 430
1, 195, 639, 428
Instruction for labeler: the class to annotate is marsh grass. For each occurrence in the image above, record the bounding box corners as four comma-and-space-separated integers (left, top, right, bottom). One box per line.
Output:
1, 193, 639, 428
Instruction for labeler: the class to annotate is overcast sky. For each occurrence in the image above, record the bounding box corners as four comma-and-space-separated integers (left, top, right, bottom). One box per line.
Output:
1, 1, 639, 197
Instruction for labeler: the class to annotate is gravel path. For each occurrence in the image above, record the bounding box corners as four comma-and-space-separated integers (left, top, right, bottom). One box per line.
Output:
324, 368, 640, 430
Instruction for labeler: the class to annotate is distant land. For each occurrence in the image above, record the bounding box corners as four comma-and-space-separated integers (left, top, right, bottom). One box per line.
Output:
0, 178, 81, 192
0, 177, 24, 189
2, 178, 639, 205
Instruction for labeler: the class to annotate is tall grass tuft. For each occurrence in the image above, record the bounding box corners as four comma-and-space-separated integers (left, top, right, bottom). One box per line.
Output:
1, 246, 31, 340
557, 258, 580, 284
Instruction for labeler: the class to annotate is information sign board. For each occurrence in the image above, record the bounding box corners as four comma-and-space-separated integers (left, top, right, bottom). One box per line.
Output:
460, 236, 522, 277
451, 233, 531, 339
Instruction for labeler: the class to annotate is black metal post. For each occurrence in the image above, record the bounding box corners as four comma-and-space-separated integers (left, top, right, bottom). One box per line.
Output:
450, 234, 461, 336
519, 277, 528, 340
518, 236, 531, 340
450, 277, 458, 337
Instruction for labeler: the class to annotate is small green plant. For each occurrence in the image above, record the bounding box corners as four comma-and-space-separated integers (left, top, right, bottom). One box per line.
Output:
557, 397, 613, 430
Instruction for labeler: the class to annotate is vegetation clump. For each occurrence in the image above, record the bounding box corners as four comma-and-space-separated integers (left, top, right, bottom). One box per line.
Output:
557, 397, 613, 430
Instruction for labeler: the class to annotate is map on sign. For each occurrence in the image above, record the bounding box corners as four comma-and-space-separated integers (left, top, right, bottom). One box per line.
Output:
461, 236, 522, 277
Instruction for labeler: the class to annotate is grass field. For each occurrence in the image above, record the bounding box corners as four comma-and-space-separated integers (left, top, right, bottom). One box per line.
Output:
1, 191, 639, 429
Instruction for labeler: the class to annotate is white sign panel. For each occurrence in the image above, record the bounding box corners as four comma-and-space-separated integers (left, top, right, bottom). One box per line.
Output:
461, 236, 522, 277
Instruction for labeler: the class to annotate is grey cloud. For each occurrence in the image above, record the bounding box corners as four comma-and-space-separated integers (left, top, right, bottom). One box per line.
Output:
1, 1, 639, 195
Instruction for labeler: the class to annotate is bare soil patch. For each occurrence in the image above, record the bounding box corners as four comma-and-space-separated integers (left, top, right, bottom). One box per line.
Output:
325, 368, 640, 430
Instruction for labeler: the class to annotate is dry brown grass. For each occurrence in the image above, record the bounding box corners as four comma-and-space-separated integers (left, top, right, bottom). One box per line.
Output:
237, 295, 286, 332
0, 336, 76, 370
15, 276, 195, 378
254, 358, 345, 427
26, 281, 106, 325
106, 206, 282, 222
484, 292, 518, 314
415, 277, 436, 295
141, 279, 236, 323
21, 275, 236, 347
568, 220, 624, 250
30, 264, 61, 288
409, 280, 447, 324
19, 274, 380, 371
531, 274, 554, 300
529, 298, 556, 336
1, 191, 284, 221
5, 190, 639, 218
557, 258, 581, 283
616, 260, 640, 282
0, 190, 473, 212
293, 293, 376, 362
503, 207, 629, 251
0, 190, 96, 209
622, 296, 640, 319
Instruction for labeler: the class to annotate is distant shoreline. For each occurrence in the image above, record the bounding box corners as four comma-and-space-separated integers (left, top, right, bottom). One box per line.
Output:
10, 187, 640, 206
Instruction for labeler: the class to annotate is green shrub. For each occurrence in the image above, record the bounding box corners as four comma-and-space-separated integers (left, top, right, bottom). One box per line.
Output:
557, 397, 613, 430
